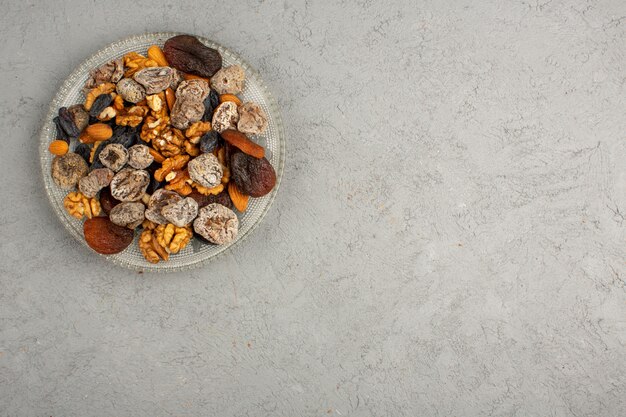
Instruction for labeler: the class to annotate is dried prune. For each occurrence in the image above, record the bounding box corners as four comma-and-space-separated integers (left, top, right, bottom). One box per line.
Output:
53, 116, 70, 143
99, 187, 121, 216
200, 89, 220, 122
163, 35, 222, 78
199, 130, 220, 153
83, 217, 134, 255
58, 107, 80, 137
51, 152, 89, 189
230, 152, 276, 197
74, 143, 91, 163
110, 125, 138, 148
188, 189, 233, 209
89, 94, 113, 117
193, 203, 238, 245
68, 105, 89, 133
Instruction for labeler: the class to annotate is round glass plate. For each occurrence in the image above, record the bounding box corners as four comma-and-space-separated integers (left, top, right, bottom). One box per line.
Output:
39, 33, 285, 272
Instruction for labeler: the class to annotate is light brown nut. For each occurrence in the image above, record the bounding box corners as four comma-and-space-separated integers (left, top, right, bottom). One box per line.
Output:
110, 168, 150, 202
155, 223, 192, 254
237, 102, 268, 135
210, 65, 245, 95
211, 101, 239, 133
63, 191, 101, 220
139, 229, 162, 263
51, 152, 89, 189
154, 155, 189, 182
193, 203, 238, 245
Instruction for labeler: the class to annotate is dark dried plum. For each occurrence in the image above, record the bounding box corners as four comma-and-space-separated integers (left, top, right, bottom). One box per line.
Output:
201, 89, 220, 122
188, 189, 233, 210
58, 107, 80, 137
53, 116, 70, 143
89, 94, 113, 117
110, 125, 138, 148
163, 35, 222, 78
231, 153, 276, 197
99, 187, 121, 216
74, 143, 91, 163
199, 130, 220, 153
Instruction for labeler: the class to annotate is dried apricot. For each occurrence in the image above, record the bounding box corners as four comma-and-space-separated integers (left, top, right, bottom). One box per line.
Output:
228, 182, 249, 212
220, 129, 264, 159
83, 217, 134, 254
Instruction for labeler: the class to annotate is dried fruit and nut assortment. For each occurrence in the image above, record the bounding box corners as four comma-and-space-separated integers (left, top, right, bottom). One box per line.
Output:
48, 35, 276, 263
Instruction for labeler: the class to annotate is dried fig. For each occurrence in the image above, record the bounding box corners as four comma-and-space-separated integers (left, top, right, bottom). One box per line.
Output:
51, 152, 89, 189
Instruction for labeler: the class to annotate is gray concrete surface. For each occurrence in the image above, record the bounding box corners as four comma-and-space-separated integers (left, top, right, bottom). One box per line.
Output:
1, 0, 626, 416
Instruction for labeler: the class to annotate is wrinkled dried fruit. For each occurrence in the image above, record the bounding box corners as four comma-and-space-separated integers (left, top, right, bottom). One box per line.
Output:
78, 167, 114, 198
220, 129, 264, 158
187, 153, 223, 188
199, 130, 220, 153
161, 197, 198, 227
84, 58, 124, 91
99, 187, 121, 216
53, 116, 70, 142
210, 65, 245, 95
237, 102, 268, 135
83, 217, 134, 255
49, 140, 69, 156
164, 35, 222, 78
188, 189, 233, 209
51, 152, 89, 189
211, 101, 239, 133
110, 168, 150, 202
110, 125, 138, 148
231, 152, 276, 197
127, 144, 154, 169
201, 89, 220, 122
99, 143, 129, 172
74, 143, 91, 163
110, 202, 145, 229
145, 189, 182, 224
170, 79, 210, 129
116, 78, 146, 103
193, 203, 238, 245
133, 66, 175, 94
228, 182, 249, 212
58, 107, 80, 137
89, 94, 113, 118
68, 104, 89, 133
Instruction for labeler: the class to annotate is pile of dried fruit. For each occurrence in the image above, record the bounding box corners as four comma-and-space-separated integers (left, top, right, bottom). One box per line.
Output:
48, 34, 276, 263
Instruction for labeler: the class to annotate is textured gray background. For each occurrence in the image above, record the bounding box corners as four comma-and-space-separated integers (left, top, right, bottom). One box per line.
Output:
1, 0, 626, 416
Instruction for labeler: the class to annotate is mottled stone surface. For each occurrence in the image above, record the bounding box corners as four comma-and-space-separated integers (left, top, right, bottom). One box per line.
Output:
1, 1, 626, 416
